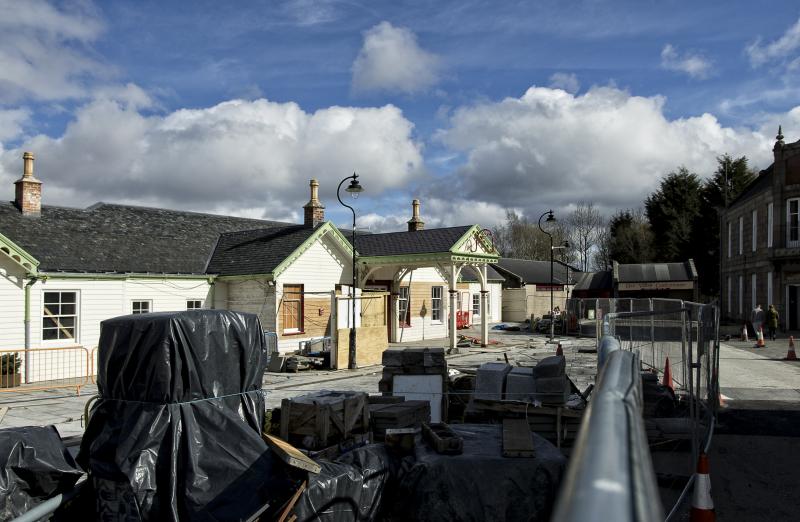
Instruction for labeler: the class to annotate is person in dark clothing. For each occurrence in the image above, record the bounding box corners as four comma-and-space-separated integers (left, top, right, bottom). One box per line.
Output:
766, 304, 779, 341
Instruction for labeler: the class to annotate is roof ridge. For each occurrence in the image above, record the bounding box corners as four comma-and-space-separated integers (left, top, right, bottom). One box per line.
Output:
86, 202, 293, 224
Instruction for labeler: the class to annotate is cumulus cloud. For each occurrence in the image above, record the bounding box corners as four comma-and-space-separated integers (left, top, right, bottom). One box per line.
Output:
0, 0, 108, 102
0, 98, 424, 221
0, 109, 29, 142
548, 72, 580, 94
352, 22, 441, 94
660, 44, 712, 79
747, 17, 800, 67
433, 85, 777, 219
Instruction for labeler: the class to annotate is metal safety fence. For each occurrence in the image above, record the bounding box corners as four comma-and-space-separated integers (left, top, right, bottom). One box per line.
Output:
562, 298, 720, 521
0, 346, 91, 395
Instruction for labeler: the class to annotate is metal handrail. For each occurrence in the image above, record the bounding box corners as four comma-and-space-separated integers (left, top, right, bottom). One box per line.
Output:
552, 334, 665, 522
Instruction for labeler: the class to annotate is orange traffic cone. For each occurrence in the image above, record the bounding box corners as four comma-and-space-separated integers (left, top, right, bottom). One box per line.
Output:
756, 326, 766, 348
556, 343, 563, 356
690, 453, 715, 521
786, 336, 798, 361
662, 357, 674, 392
741, 324, 748, 342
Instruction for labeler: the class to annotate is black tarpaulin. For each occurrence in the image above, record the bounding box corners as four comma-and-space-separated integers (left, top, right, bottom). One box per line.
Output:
78, 310, 290, 521
0, 425, 83, 520
292, 444, 392, 522
389, 424, 566, 521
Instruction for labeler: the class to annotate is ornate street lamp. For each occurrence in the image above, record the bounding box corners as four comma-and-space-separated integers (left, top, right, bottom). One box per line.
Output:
538, 210, 557, 342
337, 173, 363, 369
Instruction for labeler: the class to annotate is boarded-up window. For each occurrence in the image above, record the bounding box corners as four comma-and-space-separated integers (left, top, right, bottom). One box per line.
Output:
282, 284, 303, 333
43, 291, 77, 341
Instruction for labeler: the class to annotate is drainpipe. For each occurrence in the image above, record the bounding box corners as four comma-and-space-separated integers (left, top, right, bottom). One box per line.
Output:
208, 277, 216, 309
24, 276, 38, 384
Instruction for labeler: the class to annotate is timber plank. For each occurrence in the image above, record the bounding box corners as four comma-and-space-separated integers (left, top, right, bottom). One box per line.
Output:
503, 418, 536, 457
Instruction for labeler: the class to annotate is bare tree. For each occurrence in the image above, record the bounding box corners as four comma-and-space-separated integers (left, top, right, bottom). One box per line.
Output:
493, 210, 571, 261
568, 201, 603, 271
592, 220, 612, 271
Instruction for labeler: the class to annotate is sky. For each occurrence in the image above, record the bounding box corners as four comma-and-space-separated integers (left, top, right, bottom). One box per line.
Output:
1, 0, 800, 232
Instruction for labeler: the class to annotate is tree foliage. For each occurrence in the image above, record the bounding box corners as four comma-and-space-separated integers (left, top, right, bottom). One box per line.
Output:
645, 167, 703, 262
607, 208, 655, 264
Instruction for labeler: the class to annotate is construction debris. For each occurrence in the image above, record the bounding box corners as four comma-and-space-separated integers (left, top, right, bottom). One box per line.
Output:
279, 390, 370, 450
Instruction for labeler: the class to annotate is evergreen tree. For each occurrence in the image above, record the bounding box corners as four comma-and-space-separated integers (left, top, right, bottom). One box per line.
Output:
645, 167, 703, 261
608, 209, 655, 264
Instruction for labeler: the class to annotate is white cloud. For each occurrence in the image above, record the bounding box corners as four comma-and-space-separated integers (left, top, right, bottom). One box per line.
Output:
0, 97, 424, 221
660, 44, 712, 79
548, 72, 580, 94
0, 0, 109, 102
352, 21, 441, 94
434, 85, 778, 219
747, 17, 800, 67
0, 109, 29, 142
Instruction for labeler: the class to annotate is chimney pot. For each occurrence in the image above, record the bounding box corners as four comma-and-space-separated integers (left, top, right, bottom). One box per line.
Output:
15, 151, 42, 216
407, 198, 425, 231
303, 178, 325, 227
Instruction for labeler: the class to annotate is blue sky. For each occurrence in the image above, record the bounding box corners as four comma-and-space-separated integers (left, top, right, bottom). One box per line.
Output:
1, 0, 800, 230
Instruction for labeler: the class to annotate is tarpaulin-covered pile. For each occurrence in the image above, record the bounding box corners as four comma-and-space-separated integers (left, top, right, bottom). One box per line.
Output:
293, 444, 393, 522
79, 310, 291, 520
0, 425, 83, 519
387, 424, 566, 521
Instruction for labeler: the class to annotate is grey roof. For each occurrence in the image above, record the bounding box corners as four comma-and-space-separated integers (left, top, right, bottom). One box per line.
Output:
616, 261, 696, 283
574, 271, 613, 291
494, 258, 579, 285
0, 202, 287, 274
354, 226, 472, 257
728, 165, 773, 209
205, 225, 318, 276
458, 265, 505, 283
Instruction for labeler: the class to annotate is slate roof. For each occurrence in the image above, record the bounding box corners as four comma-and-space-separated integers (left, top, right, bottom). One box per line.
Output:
616, 261, 696, 283
494, 258, 579, 285
353, 226, 473, 257
573, 271, 613, 291
459, 265, 505, 283
728, 165, 773, 209
0, 202, 288, 274
205, 225, 319, 276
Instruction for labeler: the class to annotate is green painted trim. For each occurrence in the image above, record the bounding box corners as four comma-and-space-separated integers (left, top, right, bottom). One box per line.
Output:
216, 273, 274, 282
360, 251, 499, 265
0, 232, 39, 274
271, 222, 354, 278
40, 272, 215, 281
449, 225, 498, 256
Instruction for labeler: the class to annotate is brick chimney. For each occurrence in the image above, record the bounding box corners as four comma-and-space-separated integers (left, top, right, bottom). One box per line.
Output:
14, 152, 42, 216
407, 199, 425, 231
303, 179, 325, 227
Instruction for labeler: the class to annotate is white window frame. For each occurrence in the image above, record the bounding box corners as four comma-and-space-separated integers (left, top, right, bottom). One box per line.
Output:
752, 209, 757, 252
751, 273, 757, 310
472, 293, 480, 316
186, 299, 203, 310
738, 275, 743, 316
398, 286, 411, 327
738, 216, 743, 255
727, 222, 732, 258
768, 203, 774, 248
42, 290, 79, 345
431, 286, 443, 322
788, 198, 800, 248
768, 272, 773, 307
131, 300, 151, 314
727, 276, 731, 315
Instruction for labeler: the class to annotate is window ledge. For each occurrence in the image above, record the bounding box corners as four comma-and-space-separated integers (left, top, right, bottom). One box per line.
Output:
281, 331, 306, 337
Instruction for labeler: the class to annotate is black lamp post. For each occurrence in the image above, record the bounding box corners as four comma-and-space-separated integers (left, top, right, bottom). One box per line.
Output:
538, 210, 557, 342
337, 173, 363, 369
